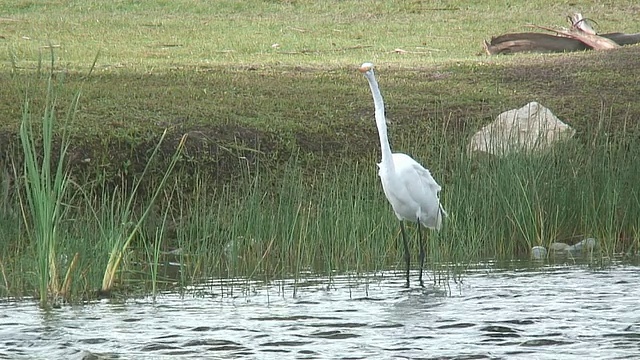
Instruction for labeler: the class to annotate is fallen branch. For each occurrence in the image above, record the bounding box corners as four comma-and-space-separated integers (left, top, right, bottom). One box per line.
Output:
484, 12, 639, 55
484, 33, 588, 55
528, 24, 620, 50
569, 13, 597, 35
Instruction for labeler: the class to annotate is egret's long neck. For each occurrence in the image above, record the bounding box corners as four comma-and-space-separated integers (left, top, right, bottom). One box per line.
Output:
365, 73, 394, 169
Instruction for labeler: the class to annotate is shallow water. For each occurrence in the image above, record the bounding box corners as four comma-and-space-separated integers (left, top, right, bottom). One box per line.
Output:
2, 264, 640, 359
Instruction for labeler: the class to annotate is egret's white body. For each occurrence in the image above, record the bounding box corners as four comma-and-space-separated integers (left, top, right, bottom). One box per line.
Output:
378, 153, 445, 230
359, 62, 446, 287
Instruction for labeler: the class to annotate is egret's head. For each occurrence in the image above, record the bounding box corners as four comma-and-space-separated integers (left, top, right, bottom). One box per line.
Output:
359, 62, 374, 74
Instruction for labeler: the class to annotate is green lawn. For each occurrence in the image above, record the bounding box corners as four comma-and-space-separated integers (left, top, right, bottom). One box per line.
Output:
2, 0, 638, 70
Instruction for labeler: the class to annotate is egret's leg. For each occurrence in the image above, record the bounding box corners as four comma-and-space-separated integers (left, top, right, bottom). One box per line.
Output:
400, 221, 410, 287
417, 224, 425, 287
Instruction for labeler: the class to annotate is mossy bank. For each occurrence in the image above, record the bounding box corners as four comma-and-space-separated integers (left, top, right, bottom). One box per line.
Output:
1, 47, 639, 187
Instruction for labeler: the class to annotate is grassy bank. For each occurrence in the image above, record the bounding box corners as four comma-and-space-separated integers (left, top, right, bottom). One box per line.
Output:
2, 69, 639, 303
0, 1, 639, 303
1, 2, 639, 183
0, 46, 638, 187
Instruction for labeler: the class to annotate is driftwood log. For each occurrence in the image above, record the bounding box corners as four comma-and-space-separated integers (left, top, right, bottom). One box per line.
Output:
484, 32, 640, 55
484, 13, 640, 55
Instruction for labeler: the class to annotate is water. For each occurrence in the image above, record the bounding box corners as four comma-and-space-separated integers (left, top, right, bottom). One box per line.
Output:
2, 264, 640, 359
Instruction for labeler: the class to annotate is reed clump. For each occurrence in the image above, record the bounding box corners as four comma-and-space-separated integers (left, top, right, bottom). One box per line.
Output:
2, 117, 639, 302
5, 57, 187, 306
18, 56, 79, 307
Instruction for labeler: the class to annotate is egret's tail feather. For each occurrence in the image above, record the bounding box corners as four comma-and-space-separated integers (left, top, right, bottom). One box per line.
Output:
434, 204, 447, 231
439, 204, 448, 218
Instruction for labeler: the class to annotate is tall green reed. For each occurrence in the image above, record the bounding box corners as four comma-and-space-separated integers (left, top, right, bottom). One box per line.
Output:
88, 131, 186, 294
0, 165, 23, 297
19, 60, 78, 307
143, 195, 171, 301
172, 153, 428, 286
51, 141, 184, 300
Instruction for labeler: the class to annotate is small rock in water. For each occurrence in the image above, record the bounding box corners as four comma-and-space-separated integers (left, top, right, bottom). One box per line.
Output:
531, 246, 547, 260
568, 237, 597, 253
549, 242, 570, 252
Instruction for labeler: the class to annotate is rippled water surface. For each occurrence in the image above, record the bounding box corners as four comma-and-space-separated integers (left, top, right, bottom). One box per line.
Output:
2, 265, 640, 359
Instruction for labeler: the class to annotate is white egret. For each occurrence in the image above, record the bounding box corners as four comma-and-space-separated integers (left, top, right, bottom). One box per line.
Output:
359, 62, 447, 287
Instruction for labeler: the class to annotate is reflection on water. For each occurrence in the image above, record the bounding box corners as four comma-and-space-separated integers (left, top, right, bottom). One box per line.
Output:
2, 264, 640, 359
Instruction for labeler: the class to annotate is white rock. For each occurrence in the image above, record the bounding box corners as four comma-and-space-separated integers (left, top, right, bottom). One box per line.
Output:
549, 242, 571, 252
568, 237, 597, 253
531, 246, 547, 260
468, 101, 575, 156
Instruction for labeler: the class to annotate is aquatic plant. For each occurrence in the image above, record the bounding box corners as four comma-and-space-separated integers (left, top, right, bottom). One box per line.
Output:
12, 53, 187, 302
96, 130, 186, 294
18, 57, 79, 307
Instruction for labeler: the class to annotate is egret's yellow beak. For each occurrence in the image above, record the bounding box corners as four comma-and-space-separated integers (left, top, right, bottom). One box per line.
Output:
359, 63, 373, 73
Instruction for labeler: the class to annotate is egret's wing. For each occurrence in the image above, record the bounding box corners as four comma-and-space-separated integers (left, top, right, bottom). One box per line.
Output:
397, 155, 447, 227
406, 161, 441, 194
